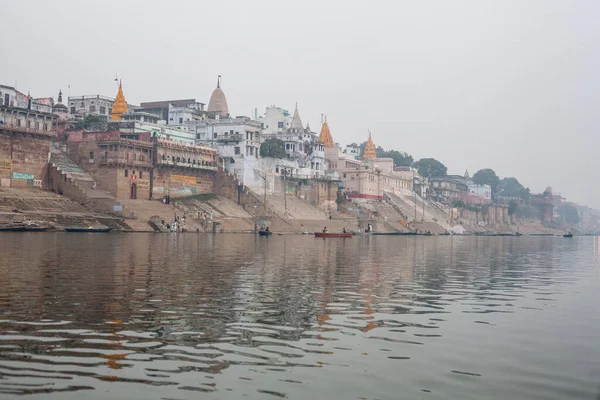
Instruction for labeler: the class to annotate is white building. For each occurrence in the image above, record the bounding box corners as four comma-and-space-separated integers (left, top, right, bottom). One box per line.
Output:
119, 112, 196, 144
260, 104, 325, 178
260, 106, 291, 134
194, 116, 262, 184
0, 84, 58, 132
467, 182, 492, 200
68, 94, 115, 119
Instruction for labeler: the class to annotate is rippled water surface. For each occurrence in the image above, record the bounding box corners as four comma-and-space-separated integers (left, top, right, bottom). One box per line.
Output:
1, 233, 599, 399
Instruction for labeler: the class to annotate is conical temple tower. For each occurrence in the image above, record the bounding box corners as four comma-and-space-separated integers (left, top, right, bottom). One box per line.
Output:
318, 117, 335, 148
363, 131, 377, 159
111, 80, 128, 121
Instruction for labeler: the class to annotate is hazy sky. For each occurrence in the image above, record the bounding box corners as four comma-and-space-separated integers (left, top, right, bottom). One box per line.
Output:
2, 0, 599, 207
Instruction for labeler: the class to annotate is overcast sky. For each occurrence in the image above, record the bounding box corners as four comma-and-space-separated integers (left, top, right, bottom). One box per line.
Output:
2, 0, 599, 207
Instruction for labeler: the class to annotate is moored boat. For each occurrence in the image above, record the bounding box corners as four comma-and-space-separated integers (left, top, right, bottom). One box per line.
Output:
258, 230, 272, 236
65, 227, 112, 233
563, 233, 573, 238
314, 232, 352, 238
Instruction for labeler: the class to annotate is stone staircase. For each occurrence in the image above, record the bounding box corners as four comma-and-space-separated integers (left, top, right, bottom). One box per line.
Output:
49, 143, 121, 214
384, 191, 452, 231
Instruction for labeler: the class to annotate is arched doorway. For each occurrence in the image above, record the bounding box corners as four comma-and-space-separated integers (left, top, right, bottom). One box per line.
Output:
130, 183, 137, 200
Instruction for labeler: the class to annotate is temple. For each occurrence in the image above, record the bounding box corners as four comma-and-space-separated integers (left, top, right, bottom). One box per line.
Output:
318, 117, 335, 148
207, 76, 229, 118
362, 131, 376, 159
111, 81, 128, 121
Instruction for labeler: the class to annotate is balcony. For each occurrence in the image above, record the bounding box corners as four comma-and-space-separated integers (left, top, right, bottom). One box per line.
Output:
218, 134, 243, 141
99, 156, 152, 168
158, 159, 217, 171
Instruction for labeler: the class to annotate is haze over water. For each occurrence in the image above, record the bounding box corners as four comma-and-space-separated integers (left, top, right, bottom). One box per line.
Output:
0, 233, 599, 399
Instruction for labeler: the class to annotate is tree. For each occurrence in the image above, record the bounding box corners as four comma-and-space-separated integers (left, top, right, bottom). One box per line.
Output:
379, 149, 414, 167
414, 158, 447, 179
563, 204, 580, 225
472, 168, 500, 196
74, 115, 106, 130
260, 138, 287, 159
497, 177, 522, 197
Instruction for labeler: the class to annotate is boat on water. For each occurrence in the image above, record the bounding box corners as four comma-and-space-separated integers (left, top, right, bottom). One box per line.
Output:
314, 232, 353, 238
258, 230, 272, 236
563, 233, 573, 238
0, 225, 48, 232
373, 232, 416, 236
65, 227, 112, 233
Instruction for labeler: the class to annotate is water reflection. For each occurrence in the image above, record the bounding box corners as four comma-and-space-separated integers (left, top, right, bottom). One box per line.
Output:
0, 233, 598, 399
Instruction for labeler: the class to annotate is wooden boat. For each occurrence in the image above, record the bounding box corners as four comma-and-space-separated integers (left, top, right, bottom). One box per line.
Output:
563, 233, 573, 238
0, 225, 47, 232
353, 232, 373, 236
0, 226, 26, 232
314, 232, 353, 238
65, 227, 112, 233
373, 232, 416, 236
258, 230, 272, 236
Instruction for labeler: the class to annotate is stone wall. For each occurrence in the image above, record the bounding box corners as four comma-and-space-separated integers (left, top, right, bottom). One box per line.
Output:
152, 168, 214, 199
0, 130, 51, 189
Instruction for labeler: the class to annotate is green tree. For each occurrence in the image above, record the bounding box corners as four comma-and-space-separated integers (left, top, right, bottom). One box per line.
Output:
260, 138, 287, 159
414, 158, 447, 179
74, 115, 105, 130
472, 168, 500, 196
379, 149, 414, 167
563, 204, 580, 225
497, 177, 523, 197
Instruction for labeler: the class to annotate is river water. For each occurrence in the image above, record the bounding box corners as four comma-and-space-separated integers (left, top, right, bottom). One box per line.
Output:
0, 233, 599, 399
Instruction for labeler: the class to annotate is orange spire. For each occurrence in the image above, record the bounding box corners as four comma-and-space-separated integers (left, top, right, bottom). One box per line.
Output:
318, 117, 335, 148
363, 131, 377, 159
111, 80, 128, 121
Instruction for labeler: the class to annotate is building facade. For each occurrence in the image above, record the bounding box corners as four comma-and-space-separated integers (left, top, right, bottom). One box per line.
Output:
65, 130, 217, 200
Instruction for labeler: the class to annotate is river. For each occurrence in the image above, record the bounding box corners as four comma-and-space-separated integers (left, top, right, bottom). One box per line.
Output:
0, 233, 599, 399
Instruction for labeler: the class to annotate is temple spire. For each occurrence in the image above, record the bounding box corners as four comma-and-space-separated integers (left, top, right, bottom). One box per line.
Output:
363, 130, 377, 159
290, 102, 303, 130
319, 118, 335, 148
217, 75, 221, 88
111, 80, 128, 121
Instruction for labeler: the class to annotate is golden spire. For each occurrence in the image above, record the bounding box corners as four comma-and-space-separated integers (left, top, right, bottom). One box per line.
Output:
111, 80, 128, 121
318, 116, 335, 148
363, 131, 377, 159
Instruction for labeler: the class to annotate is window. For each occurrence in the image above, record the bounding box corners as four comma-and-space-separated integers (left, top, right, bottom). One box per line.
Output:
230, 130, 234, 135
179, 117, 183, 123
44, 123, 49, 131
16, 119, 21, 127
100, 106, 106, 114
35, 122, 40, 130
108, 108, 112, 115
89, 105, 96, 113
234, 147, 240, 155
139, 171, 143, 179
26, 120, 31, 128
213, 132, 217, 139
70, 107, 76, 114
278, 121, 284, 128
343, 173, 347, 178
125, 169, 128, 177
89, 152, 94, 160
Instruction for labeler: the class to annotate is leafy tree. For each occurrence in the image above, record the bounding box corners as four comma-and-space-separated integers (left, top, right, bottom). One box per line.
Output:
357, 143, 414, 166
378, 149, 414, 167
414, 158, 447, 179
563, 204, 580, 225
74, 115, 106, 130
497, 177, 530, 200
260, 138, 287, 159
472, 168, 500, 196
